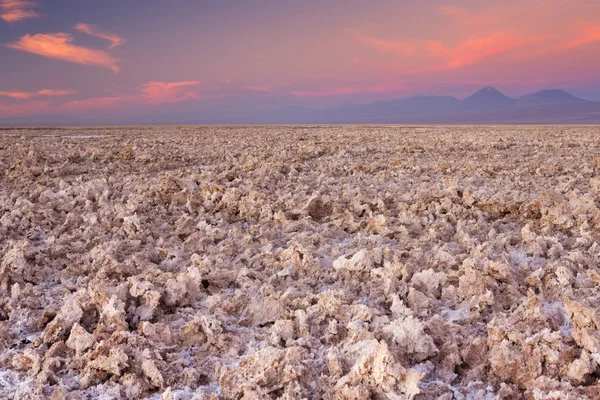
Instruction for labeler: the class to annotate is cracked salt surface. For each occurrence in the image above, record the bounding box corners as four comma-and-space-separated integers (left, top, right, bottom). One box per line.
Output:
1, 125, 600, 399
67, 135, 110, 139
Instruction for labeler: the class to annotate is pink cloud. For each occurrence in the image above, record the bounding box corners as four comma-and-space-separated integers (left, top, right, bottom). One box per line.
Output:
358, 32, 538, 72
0, 81, 202, 117
358, 3, 600, 75
435, 2, 600, 56
555, 21, 600, 50
62, 81, 202, 112
0, 89, 76, 100
0, 0, 39, 23
37, 89, 76, 96
138, 81, 201, 104
7, 33, 120, 72
0, 100, 52, 117
428, 32, 543, 70
74, 23, 125, 48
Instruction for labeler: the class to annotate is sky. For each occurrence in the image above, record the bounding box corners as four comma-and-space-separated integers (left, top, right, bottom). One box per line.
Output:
1, 0, 600, 123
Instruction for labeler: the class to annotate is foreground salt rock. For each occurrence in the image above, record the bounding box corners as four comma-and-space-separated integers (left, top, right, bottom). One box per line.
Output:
332, 340, 423, 399
1, 125, 600, 399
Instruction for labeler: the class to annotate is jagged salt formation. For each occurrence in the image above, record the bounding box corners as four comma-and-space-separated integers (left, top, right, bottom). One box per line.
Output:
1, 125, 600, 399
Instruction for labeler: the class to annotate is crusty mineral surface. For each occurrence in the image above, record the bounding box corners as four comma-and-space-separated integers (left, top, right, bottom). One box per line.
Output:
1, 125, 600, 399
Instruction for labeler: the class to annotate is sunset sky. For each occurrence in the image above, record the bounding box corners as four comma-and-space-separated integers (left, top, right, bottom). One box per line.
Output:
1, 0, 600, 123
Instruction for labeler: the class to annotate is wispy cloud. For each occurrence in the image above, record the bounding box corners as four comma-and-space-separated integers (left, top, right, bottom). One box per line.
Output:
358, 32, 538, 72
0, 100, 51, 117
0, 81, 202, 117
358, 2, 600, 75
63, 81, 202, 112
435, 2, 600, 56
0, 88, 75, 100
74, 23, 125, 48
0, 0, 39, 23
426, 32, 544, 70
555, 21, 600, 50
7, 33, 120, 72
138, 81, 201, 104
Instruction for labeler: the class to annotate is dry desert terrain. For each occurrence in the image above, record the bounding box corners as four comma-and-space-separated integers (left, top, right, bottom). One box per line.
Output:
1, 125, 600, 399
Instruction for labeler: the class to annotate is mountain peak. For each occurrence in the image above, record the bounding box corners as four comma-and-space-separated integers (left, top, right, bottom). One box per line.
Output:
462, 87, 515, 107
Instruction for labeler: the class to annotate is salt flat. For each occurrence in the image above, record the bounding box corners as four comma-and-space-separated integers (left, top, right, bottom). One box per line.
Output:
1, 125, 600, 399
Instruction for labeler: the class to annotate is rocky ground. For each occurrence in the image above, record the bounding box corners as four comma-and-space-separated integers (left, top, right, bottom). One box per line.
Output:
1, 125, 600, 399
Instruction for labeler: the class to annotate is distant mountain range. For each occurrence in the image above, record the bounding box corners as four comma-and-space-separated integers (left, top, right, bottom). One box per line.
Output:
260, 87, 600, 124
516, 89, 588, 106
1, 87, 600, 125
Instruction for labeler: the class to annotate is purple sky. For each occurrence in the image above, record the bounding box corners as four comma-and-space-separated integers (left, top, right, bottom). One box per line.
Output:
1, 0, 600, 123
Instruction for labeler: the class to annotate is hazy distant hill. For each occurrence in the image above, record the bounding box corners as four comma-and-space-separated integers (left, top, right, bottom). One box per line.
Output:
255, 87, 600, 124
359, 95, 461, 116
517, 89, 588, 106
2, 87, 600, 125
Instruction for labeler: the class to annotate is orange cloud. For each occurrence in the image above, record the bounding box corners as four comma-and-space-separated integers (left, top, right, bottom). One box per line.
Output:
359, 32, 538, 72
0, 81, 202, 118
74, 23, 125, 48
556, 21, 600, 50
138, 81, 201, 104
428, 32, 542, 70
7, 33, 120, 72
0, 0, 39, 23
435, 2, 600, 57
37, 89, 76, 96
358, 1, 600, 75
0, 89, 76, 100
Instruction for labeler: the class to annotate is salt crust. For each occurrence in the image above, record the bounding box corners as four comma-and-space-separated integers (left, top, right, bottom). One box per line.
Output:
1, 126, 600, 399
